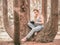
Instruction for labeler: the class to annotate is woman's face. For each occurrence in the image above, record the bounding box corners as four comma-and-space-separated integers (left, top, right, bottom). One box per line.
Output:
34, 11, 39, 15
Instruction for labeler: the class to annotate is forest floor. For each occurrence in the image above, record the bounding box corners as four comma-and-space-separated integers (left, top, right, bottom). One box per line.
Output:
0, 39, 60, 45
21, 39, 60, 45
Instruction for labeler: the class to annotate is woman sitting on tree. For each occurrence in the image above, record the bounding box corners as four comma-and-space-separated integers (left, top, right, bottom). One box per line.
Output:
21, 9, 44, 42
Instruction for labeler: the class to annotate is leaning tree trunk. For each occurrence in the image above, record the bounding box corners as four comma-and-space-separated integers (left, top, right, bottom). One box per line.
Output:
3, 0, 14, 39
30, 0, 58, 42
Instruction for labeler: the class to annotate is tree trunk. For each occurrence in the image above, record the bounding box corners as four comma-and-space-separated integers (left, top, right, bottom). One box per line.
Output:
19, 0, 30, 39
3, 0, 20, 44
42, 0, 47, 23
14, 0, 20, 45
30, 0, 58, 42
3, 0, 14, 39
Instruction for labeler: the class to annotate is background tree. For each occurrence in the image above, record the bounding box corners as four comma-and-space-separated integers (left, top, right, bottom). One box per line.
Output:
3, 0, 14, 39
3, 0, 20, 45
14, 0, 20, 45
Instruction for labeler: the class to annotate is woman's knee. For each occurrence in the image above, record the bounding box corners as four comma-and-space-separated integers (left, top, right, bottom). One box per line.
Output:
27, 22, 31, 25
28, 22, 34, 27
32, 26, 43, 32
32, 28, 37, 32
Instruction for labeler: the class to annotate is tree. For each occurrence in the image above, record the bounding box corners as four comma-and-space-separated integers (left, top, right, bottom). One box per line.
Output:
19, 0, 30, 39
14, 0, 20, 45
3, 0, 14, 39
20, 0, 58, 43
30, 0, 58, 42
3, 0, 20, 45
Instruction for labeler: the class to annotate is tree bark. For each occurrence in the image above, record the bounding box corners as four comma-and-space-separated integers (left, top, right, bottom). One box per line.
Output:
13, 0, 30, 44
19, 0, 30, 39
42, 0, 47, 23
30, 0, 58, 42
3, 0, 14, 39
3, 0, 20, 44
14, 0, 20, 45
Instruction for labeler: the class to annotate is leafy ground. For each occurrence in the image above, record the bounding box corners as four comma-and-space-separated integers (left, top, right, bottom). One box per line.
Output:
21, 39, 60, 45
0, 39, 60, 45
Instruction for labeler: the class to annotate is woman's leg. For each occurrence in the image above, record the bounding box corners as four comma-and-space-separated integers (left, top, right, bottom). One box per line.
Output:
27, 22, 35, 29
21, 25, 44, 42
25, 25, 44, 39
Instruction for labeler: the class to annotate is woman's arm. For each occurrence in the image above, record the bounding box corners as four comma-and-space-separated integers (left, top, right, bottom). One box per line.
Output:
34, 15, 37, 22
35, 15, 44, 24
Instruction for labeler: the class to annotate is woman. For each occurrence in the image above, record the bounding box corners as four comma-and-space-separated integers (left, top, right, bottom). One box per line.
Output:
21, 9, 44, 42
